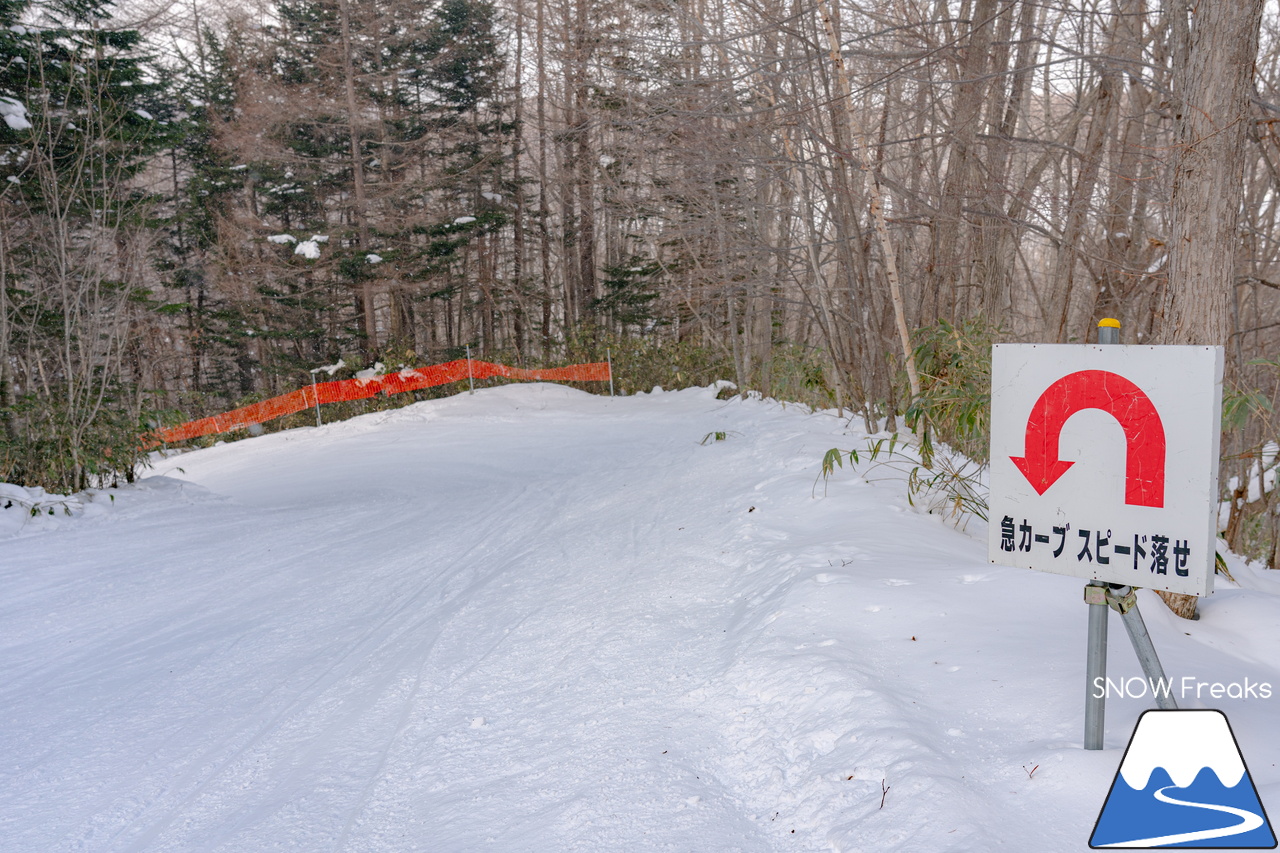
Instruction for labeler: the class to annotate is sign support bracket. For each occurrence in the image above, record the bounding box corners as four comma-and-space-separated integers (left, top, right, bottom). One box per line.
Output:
1107, 584, 1178, 712
1084, 580, 1178, 749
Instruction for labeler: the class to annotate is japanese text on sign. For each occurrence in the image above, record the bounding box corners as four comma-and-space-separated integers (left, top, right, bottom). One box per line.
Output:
997, 516, 1192, 577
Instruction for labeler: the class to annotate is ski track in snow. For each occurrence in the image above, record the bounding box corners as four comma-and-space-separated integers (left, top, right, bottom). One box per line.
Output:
2, 384, 1278, 852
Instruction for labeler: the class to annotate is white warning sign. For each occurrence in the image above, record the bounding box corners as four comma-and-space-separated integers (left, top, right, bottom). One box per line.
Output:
987, 345, 1223, 597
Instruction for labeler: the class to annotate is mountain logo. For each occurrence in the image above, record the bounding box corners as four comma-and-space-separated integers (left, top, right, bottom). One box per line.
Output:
1090, 709, 1276, 848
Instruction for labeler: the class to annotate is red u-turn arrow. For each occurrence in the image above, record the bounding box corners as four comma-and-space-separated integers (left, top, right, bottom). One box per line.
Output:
1010, 370, 1166, 507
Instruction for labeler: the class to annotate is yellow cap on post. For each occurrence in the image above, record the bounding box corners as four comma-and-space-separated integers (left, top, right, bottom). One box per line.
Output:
1097, 317, 1121, 345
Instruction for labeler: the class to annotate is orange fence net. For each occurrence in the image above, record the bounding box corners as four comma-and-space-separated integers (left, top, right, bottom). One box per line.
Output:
149, 359, 611, 446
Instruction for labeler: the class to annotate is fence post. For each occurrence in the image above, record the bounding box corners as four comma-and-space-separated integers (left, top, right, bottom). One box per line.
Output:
466, 345, 475, 395
607, 348, 615, 397
307, 370, 324, 427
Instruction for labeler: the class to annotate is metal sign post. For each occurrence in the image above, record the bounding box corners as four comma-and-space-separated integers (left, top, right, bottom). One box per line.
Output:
1084, 581, 1110, 749
1085, 320, 1119, 750
988, 320, 1222, 750
1087, 323, 1180, 748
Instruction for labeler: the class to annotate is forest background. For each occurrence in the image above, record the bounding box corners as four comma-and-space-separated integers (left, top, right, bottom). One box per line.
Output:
3, 0, 1279, 579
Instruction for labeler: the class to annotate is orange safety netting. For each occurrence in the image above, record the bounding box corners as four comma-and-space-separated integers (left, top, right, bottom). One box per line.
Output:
149, 359, 611, 446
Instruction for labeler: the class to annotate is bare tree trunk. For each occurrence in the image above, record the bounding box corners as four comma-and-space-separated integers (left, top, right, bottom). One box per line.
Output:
927, 0, 997, 323
337, 0, 377, 356
1052, 72, 1115, 342
1157, 0, 1265, 620
573, 0, 596, 326
814, 0, 920, 402
0, 206, 12, 442
512, 0, 528, 360
535, 0, 553, 357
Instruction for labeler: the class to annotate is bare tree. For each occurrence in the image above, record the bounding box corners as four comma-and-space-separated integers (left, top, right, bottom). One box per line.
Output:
1156, 0, 1266, 618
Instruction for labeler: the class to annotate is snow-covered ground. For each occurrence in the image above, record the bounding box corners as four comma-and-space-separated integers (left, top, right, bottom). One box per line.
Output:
3, 383, 1278, 852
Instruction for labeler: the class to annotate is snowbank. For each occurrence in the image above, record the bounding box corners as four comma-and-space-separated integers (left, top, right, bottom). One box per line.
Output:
2, 384, 1277, 851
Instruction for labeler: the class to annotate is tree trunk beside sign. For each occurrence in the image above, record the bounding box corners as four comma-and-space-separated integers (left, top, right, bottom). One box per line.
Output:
1158, 0, 1265, 620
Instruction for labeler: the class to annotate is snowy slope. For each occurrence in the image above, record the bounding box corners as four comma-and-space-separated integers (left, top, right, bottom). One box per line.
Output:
3, 384, 1278, 852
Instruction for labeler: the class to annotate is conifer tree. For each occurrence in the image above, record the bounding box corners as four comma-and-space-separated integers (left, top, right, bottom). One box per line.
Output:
0, 0, 171, 489
411, 0, 515, 355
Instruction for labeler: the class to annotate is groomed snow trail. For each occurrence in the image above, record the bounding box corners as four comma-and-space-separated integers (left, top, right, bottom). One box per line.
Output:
4, 384, 1279, 852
